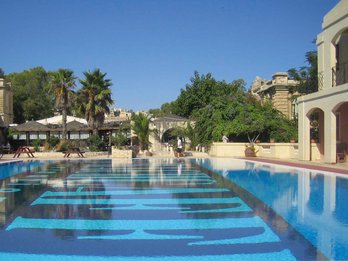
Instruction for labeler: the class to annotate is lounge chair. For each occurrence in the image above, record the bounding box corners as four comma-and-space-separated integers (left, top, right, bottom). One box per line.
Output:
337, 143, 347, 163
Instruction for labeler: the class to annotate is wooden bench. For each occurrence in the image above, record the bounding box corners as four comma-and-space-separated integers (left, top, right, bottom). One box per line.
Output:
63, 148, 85, 158
13, 146, 35, 158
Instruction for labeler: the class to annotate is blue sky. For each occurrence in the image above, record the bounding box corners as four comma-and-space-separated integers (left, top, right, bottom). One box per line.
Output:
1, 0, 336, 111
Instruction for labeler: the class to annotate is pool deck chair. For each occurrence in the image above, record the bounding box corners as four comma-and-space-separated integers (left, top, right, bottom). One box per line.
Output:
337, 143, 347, 163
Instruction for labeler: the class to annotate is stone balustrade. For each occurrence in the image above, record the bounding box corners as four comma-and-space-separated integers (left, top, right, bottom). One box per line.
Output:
209, 142, 322, 161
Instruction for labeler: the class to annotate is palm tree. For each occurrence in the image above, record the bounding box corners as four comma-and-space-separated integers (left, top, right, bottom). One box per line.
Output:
131, 113, 153, 151
78, 69, 113, 134
50, 69, 76, 140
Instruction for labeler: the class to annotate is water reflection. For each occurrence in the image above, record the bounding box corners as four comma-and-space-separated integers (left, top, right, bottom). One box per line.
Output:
197, 158, 348, 260
0, 160, 91, 227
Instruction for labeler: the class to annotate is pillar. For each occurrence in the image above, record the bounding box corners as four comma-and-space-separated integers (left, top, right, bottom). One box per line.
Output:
298, 101, 311, 161
324, 110, 337, 163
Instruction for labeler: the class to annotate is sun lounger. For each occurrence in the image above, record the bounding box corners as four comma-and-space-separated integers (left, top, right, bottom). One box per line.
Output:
337, 143, 347, 163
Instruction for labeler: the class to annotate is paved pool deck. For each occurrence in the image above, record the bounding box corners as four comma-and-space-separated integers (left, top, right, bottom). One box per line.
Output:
243, 157, 348, 175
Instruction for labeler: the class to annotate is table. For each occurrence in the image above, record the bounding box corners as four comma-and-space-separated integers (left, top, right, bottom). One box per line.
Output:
13, 146, 35, 158
63, 148, 85, 158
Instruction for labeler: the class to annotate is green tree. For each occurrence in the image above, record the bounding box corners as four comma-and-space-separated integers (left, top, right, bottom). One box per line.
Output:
78, 69, 113, 135
50, 69, 76, 140
169, 123, 197, 150
7, 67, 55, 123
288, 51, 318, 94
149, 102, 176, 117
154, 71, 297, 147
224, 98, 274, 143
173, 71, 246, 118
131, 113, 153, 151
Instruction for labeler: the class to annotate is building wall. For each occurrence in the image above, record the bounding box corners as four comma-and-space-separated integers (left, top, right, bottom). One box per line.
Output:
337, 102, 348, 143
209, 142, 303, 160
317, 0, 348, 90
298, 1, 348, 163
251, 72, 298, 119
0, 78, 14, 126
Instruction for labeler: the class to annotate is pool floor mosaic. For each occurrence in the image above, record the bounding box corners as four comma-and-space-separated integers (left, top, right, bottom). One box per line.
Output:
0, 159, 325, 260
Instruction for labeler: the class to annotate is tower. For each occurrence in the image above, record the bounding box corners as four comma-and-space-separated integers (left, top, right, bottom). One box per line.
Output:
0, 78, 14, 127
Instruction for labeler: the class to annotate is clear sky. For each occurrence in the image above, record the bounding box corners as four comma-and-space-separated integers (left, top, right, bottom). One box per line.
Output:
0, 0, 336, 111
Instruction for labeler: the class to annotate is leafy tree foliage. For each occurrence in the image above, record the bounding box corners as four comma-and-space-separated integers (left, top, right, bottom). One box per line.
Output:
172, 71, 246, 118
87, 134, 106, 151
7, 67, 55, 123
131, 113, 153, 151
288, 51, 318, 94
149, 102, 176, 117
77, 69, 113, 134
50, 69, 77, 140
155, 71, 297, 147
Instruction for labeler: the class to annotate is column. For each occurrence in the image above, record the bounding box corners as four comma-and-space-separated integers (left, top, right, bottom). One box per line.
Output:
324, 110, 337, 163
298, 101, 311, 161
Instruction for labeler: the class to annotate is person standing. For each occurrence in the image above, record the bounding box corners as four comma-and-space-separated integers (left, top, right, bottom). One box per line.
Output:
177, 137, 183, 157
222, 134, 229, 143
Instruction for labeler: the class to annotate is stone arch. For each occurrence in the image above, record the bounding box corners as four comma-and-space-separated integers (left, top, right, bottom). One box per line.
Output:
161, 128, 177, 143
333, 102, 348, 145
149, 115, 191, 152
306, 107, 325, 161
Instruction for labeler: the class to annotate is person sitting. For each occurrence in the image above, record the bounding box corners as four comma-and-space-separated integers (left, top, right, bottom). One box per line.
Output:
222, 135, 229, 143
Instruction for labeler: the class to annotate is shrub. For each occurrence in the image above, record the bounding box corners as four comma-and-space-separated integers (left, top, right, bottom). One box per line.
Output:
56, 140, 69, 152
45, 136, 60, 151
269, 121, 298, 142
111, 133, 129, 149
87, 134, 106, 152
32, 139, 42, 152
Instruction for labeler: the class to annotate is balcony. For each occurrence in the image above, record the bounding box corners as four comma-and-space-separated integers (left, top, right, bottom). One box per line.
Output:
332, 62, 348, 87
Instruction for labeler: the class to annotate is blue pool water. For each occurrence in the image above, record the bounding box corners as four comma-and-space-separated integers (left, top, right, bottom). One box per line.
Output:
0, 158, 345, 260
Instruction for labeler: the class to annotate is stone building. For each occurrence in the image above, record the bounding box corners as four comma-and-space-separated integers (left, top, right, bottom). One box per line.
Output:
251, 72, 298, 119
298, 0, 348, 163
0, 78, 13, 127
0, 78, 13, 143
149, 114, 191, 152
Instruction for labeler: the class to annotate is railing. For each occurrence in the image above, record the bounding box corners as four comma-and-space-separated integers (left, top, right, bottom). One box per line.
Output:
332, 62, 348, 87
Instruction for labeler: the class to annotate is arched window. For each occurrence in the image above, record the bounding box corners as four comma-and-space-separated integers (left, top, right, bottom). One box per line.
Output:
333, 28, 348, 86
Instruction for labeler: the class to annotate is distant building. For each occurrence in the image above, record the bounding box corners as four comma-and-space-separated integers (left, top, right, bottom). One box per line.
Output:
11, 114, 129, 146
298, 0, 348, 163
251, 72, 299, 119
0, 78, 13, 127
104, 108, 131, 123
0, 78, 13, 143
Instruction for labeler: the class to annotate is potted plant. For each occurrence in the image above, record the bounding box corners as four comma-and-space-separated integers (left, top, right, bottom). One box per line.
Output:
244, 143, 258, 157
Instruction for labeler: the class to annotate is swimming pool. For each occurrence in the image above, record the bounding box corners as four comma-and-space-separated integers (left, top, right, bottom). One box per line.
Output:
0, 158, 345, 260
